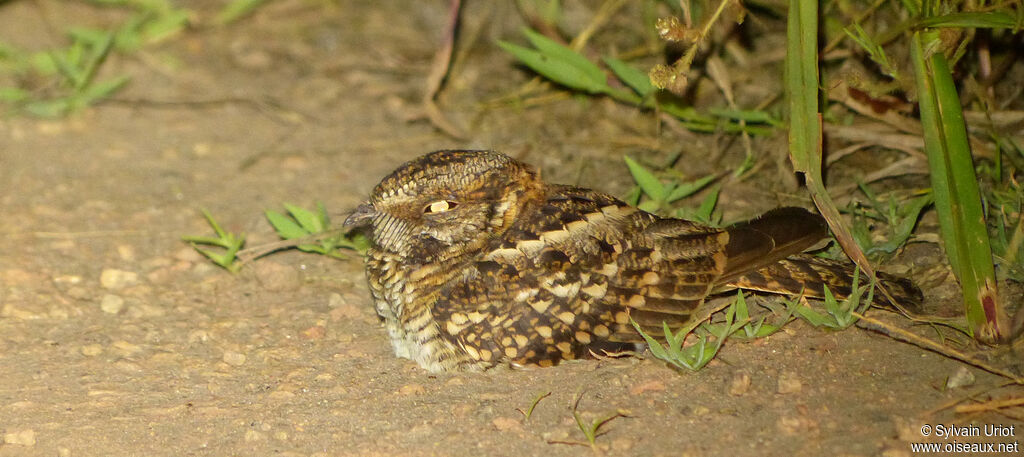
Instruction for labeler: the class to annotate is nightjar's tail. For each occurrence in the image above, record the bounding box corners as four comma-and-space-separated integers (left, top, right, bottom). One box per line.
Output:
613, 207, 921, 344
726, 255, 924, 308
717, 207, 923, 309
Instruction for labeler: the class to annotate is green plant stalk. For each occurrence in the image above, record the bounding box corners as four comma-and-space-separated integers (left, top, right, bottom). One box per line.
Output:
518, 391, 550, 421
784, 0, 880, 286
784, 0, 819, 174
910, 31, 1002, 342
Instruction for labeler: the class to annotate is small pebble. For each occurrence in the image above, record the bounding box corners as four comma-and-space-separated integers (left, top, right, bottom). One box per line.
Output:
2, 429, 36, 446
100, 294, 125, 314
776, 415, 817, 435
777, 371, 803, 394
100, 268, 138, 290
452, 404, 474, 418
729, 371, 751, 396
223, 351, 246, 366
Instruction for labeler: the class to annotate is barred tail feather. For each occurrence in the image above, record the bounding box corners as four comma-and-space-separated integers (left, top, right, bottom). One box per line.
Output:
726, 255, 923, 309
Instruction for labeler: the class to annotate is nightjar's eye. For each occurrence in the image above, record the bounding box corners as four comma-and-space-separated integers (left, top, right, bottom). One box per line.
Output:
424, 200, 458, 213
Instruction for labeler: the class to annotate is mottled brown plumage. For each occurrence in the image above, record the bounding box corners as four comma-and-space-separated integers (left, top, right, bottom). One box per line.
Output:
344, 150, 921, 372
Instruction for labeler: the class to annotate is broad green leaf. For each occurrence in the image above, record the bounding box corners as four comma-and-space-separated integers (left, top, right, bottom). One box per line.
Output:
266, 210, 309, 239
603, 56, 654, 97
695, 186, 720, 221
665, 175, 715, 203
630, 318, 670, 360
520, 28, 606, 86
285, 203, 324, 233
497, 40, 609, 94
794, 304, 830, 327
623, 156, 666, 202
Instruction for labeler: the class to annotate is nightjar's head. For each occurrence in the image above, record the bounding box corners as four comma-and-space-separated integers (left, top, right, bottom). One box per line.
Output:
344, 150, 542, 262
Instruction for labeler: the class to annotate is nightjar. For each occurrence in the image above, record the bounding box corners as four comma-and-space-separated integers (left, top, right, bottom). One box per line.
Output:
344, 150, 921, 372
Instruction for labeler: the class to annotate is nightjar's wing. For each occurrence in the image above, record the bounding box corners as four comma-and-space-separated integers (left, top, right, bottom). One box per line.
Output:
430, 186, 743, 367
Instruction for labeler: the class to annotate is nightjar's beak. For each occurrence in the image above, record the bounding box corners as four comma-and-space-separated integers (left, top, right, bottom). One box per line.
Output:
344, 202, 377, 228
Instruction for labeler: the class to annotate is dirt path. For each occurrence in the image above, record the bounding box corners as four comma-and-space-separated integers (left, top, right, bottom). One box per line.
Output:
1, 2, 1020, 456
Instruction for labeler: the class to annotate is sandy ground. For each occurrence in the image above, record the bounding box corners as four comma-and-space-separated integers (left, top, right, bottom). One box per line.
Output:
1, 1, 1021, 456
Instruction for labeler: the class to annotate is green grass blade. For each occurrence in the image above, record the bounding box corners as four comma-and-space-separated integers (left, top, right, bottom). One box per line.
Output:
520, 28, 605, 85
77, 75, 130, 105
629, 318, 671, 361
266, 210, 309, 239
602, 56, 654, 97
497, 29, 611, 95
285, 203, 324, 233
910, 31, 1002, 341
784, 0, 878, 286
784, 0, 820, 176
623, 156, 667, 203
77, 31, 116, 91
665, 175, 715, 203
